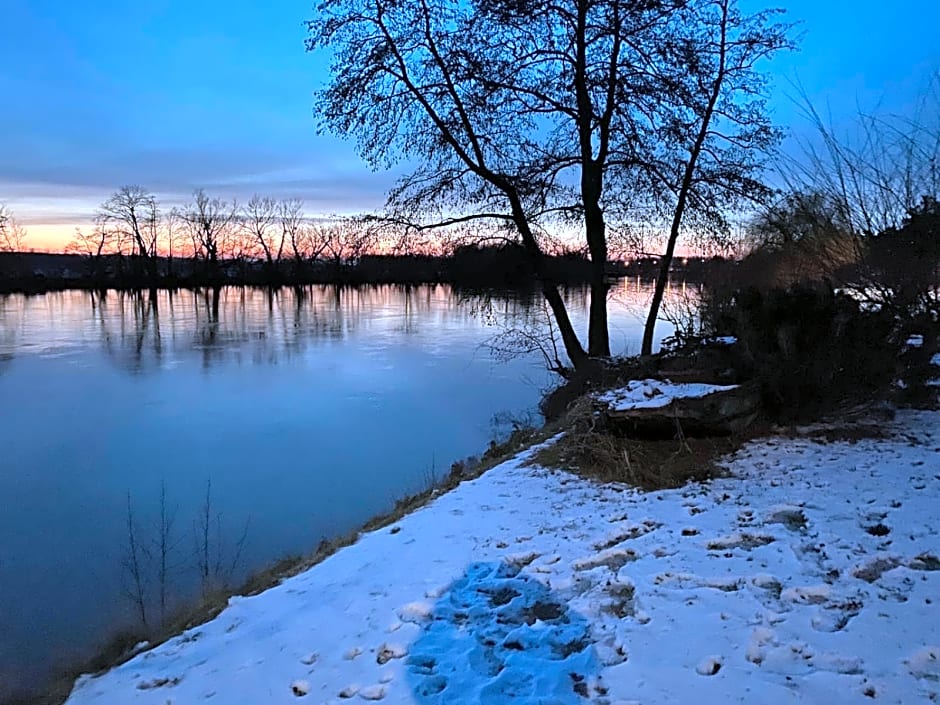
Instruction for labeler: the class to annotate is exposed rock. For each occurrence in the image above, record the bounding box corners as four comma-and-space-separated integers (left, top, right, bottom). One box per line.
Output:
599, 379, 760, 436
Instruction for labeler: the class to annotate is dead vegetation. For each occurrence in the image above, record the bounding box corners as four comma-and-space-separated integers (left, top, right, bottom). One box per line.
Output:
529, 397, 740, 491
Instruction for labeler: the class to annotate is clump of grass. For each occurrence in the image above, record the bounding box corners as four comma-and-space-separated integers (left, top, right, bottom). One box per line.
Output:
479, 421, 546, 469
530, 397, 731, 491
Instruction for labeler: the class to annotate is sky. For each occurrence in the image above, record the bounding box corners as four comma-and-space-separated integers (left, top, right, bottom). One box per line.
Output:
1, 0, 938, 251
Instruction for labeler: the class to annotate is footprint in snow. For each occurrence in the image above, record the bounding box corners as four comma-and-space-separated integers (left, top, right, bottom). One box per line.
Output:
706, 532, 775, 551
136, 676, 181, 690
810, 597, 863, 632
291, 680, 310, 697
360, 684, 388, 700
407, 561, 596, 704
572, 548, 637, 572
905, 646, 940, 680
377, 643, 408, 664
852, 555, 902, 583
695, 656, 723, 676
764, 506, 808, 531
338, 684, 360, 698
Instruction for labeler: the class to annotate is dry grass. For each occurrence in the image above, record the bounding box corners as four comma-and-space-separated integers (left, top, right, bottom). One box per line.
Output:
529, 396, 742, 491
532, 427, 734, 490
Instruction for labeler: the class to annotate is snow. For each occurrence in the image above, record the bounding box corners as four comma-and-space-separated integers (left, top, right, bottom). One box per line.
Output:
597, 379, 738, 411
65, 409, 940, 705
703, 336, 737, 346
932, 353, 940, 367
906, 335, 925, 348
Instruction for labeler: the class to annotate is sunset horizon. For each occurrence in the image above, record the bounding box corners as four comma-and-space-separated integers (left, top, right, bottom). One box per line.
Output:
3, 0, 938, 253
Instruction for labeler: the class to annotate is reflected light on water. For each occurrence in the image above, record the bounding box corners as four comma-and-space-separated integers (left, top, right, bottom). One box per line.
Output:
0, 282, 682, 700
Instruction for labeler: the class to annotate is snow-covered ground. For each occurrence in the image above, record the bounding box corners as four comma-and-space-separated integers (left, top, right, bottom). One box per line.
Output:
66, 410, 940, 705
596, 379, 738, 411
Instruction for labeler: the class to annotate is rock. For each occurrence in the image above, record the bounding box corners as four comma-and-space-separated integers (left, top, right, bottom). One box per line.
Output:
599, 379, 760, 436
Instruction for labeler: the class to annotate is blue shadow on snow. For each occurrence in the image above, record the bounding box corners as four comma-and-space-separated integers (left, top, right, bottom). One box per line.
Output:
407, 561, 598, 704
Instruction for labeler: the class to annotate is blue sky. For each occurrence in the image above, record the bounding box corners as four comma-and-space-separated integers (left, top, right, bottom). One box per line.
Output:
0, 0, 937, 247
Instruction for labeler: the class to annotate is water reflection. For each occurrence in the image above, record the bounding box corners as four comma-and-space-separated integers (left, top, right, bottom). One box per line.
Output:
0, 282, 677, 702
1, 285, 598, 374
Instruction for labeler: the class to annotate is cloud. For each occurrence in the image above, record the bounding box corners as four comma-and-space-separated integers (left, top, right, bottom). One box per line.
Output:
0, 142, 401, 228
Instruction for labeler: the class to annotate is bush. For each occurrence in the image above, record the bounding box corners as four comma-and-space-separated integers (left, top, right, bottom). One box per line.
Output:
860, 196, 940, 325
717, 285, 897, 421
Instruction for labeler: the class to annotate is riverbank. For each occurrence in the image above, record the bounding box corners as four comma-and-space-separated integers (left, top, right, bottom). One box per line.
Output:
60, 401, 940, 704
0, 250, 723, 295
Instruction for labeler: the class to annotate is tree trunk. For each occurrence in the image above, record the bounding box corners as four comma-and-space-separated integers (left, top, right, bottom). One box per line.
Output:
542, 282, 589, 371
574, 2, 611, 360
585, 200, 611, 357
641, 1, 729, 356
641, 241, 677, 356
505, 190, 589, 370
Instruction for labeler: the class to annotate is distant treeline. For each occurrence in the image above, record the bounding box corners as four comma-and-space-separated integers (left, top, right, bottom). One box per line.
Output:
0, 245, 724, 294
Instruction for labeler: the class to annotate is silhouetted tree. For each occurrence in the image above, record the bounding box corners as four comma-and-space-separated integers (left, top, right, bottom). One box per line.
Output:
786, 75, 940, 239
278, 199, 314, 274
319, 217, 377, 273
765, 76, 939, 313
0, 204, 27, 252
179, 190, 238, 278
241, 195, 284, 271
65, 222, 125, 280
640, 0, 791, 355
309, 0, 791, 370
99, 186, 161, 280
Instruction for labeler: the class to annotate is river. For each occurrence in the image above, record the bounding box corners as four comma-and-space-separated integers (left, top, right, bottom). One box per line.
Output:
0, 280, 682, 701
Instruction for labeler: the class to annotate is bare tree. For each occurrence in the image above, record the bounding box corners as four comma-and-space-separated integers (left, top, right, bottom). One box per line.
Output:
66, 224, 118, 259
276, 199, 305, 261
121, 492, 150, 628
309, 0, 604, 369
155, 481, 178, 618
310, 0, 791, 371
66, 221, 126, 280
179, 189, 238, 275
639, 0, 792, 355
99, 186, 161, 279
162, 208, 188, 276
318, 216, 377, 270
746, 77, 940, 316
241, 195, 284, 267
0, 204, 27, 252
785, 75, 940, 239
194, 479, 250, 597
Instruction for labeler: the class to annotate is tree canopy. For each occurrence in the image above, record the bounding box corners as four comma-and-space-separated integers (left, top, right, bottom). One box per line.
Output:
308, 0, 792, 369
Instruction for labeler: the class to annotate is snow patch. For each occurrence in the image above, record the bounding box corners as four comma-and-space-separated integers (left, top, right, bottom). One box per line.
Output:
596, 379, 738, 411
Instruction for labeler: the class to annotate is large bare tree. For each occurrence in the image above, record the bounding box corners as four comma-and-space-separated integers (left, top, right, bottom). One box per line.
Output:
241, 195, 284, 267
309, 0, 791, 371
309, 0, 598, 370
178, 189, 238, 274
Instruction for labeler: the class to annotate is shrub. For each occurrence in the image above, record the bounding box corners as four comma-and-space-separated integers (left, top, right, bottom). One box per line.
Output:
719, 285, 897, 420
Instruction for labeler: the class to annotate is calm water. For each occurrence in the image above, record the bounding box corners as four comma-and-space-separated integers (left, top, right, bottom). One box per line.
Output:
0, 281, 677, 700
